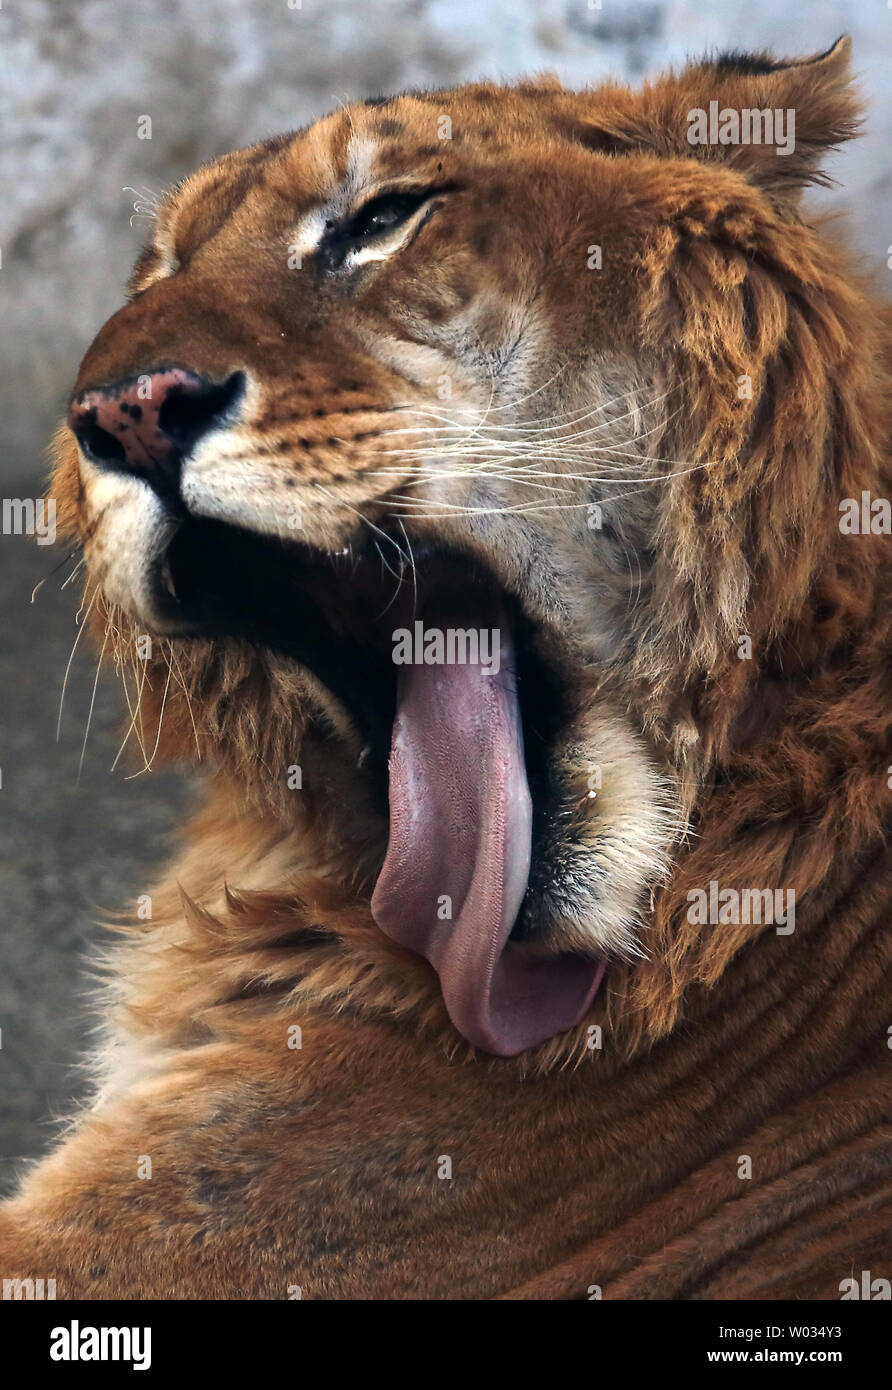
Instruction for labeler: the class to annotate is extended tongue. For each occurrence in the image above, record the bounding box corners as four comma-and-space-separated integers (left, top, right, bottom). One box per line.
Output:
370, 596, 604, 1056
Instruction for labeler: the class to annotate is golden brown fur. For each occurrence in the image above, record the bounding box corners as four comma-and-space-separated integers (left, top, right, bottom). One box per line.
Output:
1, 38, 890, 1298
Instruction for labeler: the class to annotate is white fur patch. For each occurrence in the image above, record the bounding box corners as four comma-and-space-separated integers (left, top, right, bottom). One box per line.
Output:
79, 461, 178, 622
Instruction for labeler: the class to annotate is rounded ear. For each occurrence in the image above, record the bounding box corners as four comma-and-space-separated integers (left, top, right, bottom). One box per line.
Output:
572, 36, 861, 208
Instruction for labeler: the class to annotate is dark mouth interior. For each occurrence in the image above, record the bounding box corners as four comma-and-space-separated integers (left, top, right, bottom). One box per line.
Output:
158, 514, 608, 1052
163, 516, 400, 771
160, 513, 566, 840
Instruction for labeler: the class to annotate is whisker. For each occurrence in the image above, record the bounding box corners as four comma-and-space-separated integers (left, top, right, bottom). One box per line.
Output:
313, 481, 411, 570
168, 642, 202, 759
31, 546, 84, 603
125, 643, 173, 778
110, 619, 153, 771
373, 538, 404, 589
373, 395, 679, 463
57, 584, 98, 742
76, 618, 110, 784
60, 557, 86, 591
396, 516, 418, 615
392, 369, 656, 434
388, 378, 679, 441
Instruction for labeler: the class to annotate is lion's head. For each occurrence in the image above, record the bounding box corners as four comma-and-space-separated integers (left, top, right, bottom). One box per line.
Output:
52, 38, 888, 1056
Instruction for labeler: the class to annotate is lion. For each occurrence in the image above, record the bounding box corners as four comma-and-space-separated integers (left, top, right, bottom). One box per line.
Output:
1, 36, 890, 1300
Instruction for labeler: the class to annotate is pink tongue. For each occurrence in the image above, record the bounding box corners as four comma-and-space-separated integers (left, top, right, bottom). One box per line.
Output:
371, 597, 604, 1056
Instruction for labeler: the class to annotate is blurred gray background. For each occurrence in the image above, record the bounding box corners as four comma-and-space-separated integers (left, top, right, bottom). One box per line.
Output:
1, 0, 890, 1192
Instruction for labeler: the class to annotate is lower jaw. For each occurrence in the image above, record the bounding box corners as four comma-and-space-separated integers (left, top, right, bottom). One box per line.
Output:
161, 514, 606, 1054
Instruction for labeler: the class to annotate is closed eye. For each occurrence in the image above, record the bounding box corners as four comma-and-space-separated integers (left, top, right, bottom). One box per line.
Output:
347, 191, 430, 241
320, 185, 457, 271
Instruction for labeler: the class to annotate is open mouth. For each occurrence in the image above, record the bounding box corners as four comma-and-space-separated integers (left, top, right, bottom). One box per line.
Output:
154, 514, 605, 1055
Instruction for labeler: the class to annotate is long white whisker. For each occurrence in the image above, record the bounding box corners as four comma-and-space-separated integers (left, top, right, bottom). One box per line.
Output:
168, 643, 202, 759
396, 517, 418, 615
374, 394, 679, 462
57, 585, 98, 742
76, 619, 109, 784
125, 645, 173, 778
392, 370, 663, 434
109, 627, 152, 771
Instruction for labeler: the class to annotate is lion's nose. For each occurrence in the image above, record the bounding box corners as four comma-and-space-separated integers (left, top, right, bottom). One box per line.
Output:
67, 368, 245, 497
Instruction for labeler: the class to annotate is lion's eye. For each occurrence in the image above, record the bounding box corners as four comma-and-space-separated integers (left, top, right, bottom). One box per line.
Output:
319, 186, 455, 271
347, 192, 428, 241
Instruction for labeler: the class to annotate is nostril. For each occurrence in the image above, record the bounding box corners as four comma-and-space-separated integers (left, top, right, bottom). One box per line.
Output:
72, 413, 128, 469
67, 367, 246, 495
158, 371, 245, 451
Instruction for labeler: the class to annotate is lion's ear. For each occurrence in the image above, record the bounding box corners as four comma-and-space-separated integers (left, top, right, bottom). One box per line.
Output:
576, 36, 861, 206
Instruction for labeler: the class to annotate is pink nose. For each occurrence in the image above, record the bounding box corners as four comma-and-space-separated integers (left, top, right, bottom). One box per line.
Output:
67, 368, 244, 497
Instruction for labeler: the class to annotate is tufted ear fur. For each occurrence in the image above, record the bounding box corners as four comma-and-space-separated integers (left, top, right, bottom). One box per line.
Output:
573, 36, 861, 208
